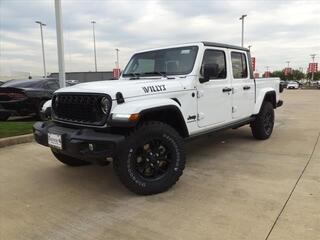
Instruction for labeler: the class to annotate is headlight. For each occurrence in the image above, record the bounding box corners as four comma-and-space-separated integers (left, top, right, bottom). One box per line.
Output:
100, 97, 111, 114
53, 95, 59, 107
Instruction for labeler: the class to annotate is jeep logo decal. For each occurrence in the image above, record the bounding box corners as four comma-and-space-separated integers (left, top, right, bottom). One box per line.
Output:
142, 85, 166, 93
187, 115, 196, 121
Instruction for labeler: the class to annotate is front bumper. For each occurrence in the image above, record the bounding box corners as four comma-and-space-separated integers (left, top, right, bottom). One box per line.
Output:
33, 121, 125, 159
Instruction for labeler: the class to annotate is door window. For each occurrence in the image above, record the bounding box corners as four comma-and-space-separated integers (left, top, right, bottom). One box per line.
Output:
200, 50, 227, 80
231, 52, 248, 79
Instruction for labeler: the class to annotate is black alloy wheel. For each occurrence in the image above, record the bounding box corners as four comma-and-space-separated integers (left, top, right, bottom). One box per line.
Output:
263, 111, 274, 135
133, 139, 172, 181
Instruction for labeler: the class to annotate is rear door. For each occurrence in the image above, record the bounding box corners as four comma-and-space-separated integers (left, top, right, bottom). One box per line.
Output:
197, 48, 232, 127
230, 51, 255, 119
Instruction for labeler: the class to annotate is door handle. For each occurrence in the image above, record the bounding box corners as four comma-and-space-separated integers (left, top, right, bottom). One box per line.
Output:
222, 87, 232, 92
243, 86, 251, 90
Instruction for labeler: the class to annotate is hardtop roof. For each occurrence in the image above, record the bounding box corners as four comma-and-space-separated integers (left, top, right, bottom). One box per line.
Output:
202, 41, 249, 51
134, 41, 249, 54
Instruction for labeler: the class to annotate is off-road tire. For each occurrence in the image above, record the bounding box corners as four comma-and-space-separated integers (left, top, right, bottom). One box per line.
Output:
51, 149, 91, 166
113, 121, 186, 195
250, 101, 274, 140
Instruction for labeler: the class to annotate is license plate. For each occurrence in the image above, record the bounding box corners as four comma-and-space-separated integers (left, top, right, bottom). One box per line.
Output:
48, 133, 62, 149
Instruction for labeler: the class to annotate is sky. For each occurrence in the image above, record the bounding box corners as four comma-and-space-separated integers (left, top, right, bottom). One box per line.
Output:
1, 0, 320, 77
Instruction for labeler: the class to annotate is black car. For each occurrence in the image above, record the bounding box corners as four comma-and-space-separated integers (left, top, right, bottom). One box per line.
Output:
0, 78, 61, 120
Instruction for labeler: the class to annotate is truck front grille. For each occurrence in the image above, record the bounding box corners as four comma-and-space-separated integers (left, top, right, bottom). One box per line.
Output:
52, 93, 110, 126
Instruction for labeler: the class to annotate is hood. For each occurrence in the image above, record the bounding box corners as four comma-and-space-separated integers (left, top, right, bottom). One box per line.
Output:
55, 78, 185, 100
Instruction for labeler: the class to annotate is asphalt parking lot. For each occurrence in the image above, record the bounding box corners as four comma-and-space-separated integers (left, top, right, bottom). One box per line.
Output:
1, 90, 319, 240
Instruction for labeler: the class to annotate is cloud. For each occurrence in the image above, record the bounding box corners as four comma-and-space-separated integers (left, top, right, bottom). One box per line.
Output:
0, 0, 320, 77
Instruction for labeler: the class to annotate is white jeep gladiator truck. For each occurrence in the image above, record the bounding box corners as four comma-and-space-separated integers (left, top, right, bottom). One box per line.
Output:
34, 42, 283, 195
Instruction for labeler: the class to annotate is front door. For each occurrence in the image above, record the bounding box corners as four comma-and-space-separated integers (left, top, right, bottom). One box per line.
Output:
197, 48, 232, 128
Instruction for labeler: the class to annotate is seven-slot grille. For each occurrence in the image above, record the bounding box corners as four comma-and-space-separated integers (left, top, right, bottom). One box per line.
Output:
52, 94, 110, 126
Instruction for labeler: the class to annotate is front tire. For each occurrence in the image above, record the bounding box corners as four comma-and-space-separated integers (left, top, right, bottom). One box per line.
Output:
114, 121, 186, 195
250, 101, 275, 140
51, 149, 91, 166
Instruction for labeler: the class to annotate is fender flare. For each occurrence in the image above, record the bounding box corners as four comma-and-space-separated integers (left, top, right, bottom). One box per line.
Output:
253, 89, 276, 114
108, 98, 188, 135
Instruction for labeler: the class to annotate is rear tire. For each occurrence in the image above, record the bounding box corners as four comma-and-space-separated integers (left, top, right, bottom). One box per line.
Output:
113, 121, 186, 195
51, 149, 91, 166
250, 101, 274, 140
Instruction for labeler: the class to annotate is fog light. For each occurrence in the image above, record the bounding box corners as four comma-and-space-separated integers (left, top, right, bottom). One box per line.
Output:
88, 143, 94, 151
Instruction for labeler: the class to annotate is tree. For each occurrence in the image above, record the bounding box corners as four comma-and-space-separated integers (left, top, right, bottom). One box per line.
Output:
270, 70, 285, 80
291, 69, 305, 80
307, 72, 320, 80
269, 69, 305, 81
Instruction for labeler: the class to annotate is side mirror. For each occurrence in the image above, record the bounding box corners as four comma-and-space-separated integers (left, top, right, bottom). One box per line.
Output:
200, 63, 219, 83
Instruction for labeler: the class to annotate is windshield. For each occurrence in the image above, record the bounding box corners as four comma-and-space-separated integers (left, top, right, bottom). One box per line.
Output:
123, 46, 198, 77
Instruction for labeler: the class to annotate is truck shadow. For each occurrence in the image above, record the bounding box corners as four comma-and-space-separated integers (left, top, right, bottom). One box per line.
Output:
186, 128, 254, 159
38, 128, 255, 197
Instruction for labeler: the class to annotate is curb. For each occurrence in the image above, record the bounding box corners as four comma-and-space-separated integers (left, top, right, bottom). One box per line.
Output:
0, 134, 34, 148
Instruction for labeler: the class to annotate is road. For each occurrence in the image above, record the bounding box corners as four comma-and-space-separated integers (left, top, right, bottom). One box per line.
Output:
1, 90, 319, 240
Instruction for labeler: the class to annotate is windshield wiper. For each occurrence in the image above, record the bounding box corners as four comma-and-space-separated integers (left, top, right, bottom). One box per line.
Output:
142, 72, 175, 79
123, 73, 140, 80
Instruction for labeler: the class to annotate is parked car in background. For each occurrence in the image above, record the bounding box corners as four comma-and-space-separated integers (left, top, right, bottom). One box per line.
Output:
0, 78, 77, 121
317, 81, 320, 89
287, 81, 299, 89
280, 81, 287, 92
66, 79, 79, 86
280, 80, 287, 87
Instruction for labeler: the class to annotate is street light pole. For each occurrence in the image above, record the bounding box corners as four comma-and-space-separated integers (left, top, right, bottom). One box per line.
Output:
285, 61, 291, 80
286, 61, 290, 68
115, 48, 120, 69
239, 14, 247, 47
310, 54, 316, 82
54, 0, 66, 88
35, 21, 47, 78
91, 21, 97, 72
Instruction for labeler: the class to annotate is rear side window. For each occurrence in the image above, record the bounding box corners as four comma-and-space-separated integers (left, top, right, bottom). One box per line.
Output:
231, 52, 248, 79
201, 50, 227, 79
